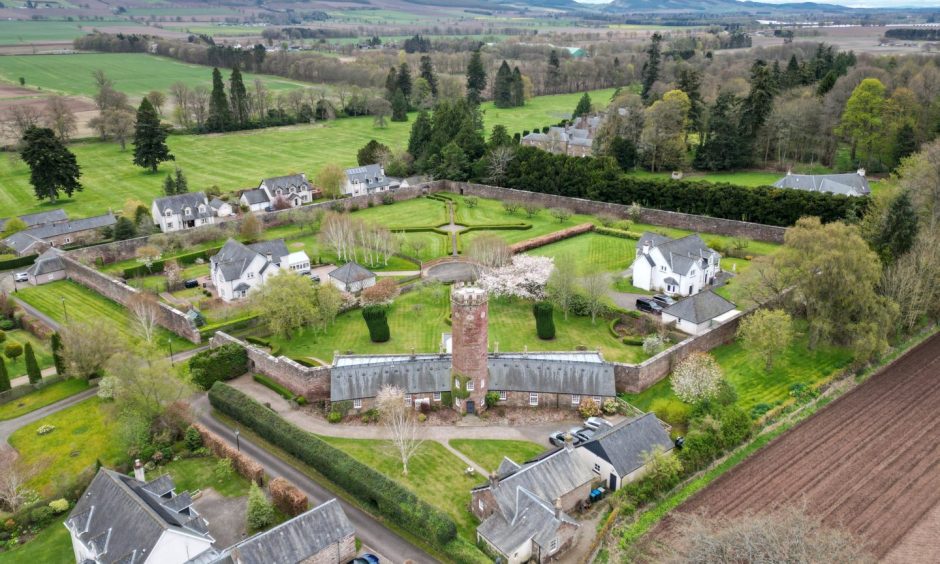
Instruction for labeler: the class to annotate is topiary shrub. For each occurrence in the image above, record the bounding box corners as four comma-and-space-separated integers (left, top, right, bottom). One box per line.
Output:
362, 305, 390, 343
532, 301, 556, 340
246, 482, 275, 530
188, 344, 249, 390
184, 425, 203, 451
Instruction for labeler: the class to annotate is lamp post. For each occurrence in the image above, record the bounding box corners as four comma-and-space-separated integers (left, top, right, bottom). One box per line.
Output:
167, 338, 174, 366
234, 428, 240, 452
60, 297, 69, 323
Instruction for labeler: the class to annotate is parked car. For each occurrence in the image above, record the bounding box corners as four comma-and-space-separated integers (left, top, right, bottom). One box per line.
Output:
349, 555, 380, 564
584, 417, 611, 431
310, 274, 321, 283
549, 429, 588, 447
184, 279, 199, 289
575, 428, 596, 443
636, 297, 663, 314
13, 272, 28, 283
652, 294, 676, 307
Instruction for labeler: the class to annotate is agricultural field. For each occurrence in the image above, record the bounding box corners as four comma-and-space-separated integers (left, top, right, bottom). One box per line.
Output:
448, 439, 546, 473
0, 53, 310, 99
0, 88, 615, 218
0, 20, 140, 44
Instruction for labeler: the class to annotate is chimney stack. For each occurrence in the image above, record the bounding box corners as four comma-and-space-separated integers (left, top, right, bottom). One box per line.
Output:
266, 252, 273, 264
857, 168, 866, 177
641, 241, 651, 255
134, 459, 145, 482
489, 473, 499, 489
554, 497, 563, 519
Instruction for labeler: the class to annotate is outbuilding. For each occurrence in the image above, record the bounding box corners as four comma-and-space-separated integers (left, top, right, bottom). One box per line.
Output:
328, 261, 376, 293
661, 290, 739, 335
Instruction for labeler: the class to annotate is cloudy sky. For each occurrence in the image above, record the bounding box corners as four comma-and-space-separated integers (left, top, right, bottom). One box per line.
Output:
574, 0, 937, 7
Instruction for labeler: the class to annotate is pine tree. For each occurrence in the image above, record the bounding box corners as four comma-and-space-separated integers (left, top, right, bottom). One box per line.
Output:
0, 357, 8, 392
396, 62, 413, 101
419, 55, 438, 97
487, 124, 511, 148
163, 173, 176, 196
20, 126, 82, 202
547, 50, 561, 94
892, 122, 917, 167
229, 64, 250, 127
641, 33, 663, 101
50, 332, 65, 375
113, 216, 137, 240
132, 98, 174, 173
466, 49, 487, 106
385, 67, 398, 100
173, 167, 188, 194
610, 137, 638, 170
207, 67, 232, 132
573, 93, 592, 118
24, 342, 41, 385
511, 66, 524, 107
816, 70, 838, 96
407, 111, 433, 164
434, 141, 469, 181
676, 65, 704, 138
785, 54, 801, 88
694, 91, 743, 171
391, 89, 409, 122
493, 60, 513, 108
873, 190, 919, 264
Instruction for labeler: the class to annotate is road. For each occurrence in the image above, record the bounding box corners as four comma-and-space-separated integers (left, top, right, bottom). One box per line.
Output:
191, 395, 436, 564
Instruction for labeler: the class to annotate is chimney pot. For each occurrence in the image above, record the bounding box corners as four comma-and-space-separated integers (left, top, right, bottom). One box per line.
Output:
134, 459, 146, 482
554, 497, 563, 519
489, 473, 499, 488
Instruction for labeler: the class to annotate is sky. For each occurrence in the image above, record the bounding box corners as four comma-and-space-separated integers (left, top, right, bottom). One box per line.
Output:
573, 0, 937, 7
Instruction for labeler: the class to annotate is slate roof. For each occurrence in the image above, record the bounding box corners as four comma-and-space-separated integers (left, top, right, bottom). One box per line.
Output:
66, 469, 213, 564
345, 164, 398, 189
662, 290, 737, 325
210, 239, 289, 283
329, 261, 375, 285
477, 488, 577, 556
773, 172, 870, 196
260, 173, 309, 192
209, 198, 228, 210
0, 209, 68, 231
488, 354, 615, 397
330, 355, 451, 401
26, 247, 65, 277
1, 213, 116, 254
212, 499, 353, 564
578, 413, 673, 477
240, 188, 270, 206
636, 232, 716, 275
153, 192, 212, 218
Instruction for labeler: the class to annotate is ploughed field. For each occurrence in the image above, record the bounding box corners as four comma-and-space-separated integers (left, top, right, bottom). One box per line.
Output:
652, 332, 940, 559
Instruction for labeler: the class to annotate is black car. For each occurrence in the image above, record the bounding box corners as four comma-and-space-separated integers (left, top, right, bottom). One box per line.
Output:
184, 279, 199, 289
652, 294, 676, 308
636, 297, 663, 314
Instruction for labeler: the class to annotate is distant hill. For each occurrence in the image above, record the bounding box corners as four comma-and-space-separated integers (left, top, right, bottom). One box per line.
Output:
525, 0, 856, 13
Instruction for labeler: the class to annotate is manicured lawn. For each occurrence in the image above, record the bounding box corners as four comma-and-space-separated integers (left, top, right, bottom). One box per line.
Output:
0, 379, 90, 421
268, 286, 646, 364
146, 456, 251, 498
9, 397, 125, 498
529, 232, 636, 274
15, 280, 196, 351
2, 329, 54, 379
0, 519, 72, 564
0, 89, 615, 218
318, 436, 480, 539
449, 439, 546, 473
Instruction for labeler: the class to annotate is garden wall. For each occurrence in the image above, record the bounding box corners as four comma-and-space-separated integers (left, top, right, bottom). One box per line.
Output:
210, 332, 331, 401
446, 181, 788, 244
60, 255, 201, 344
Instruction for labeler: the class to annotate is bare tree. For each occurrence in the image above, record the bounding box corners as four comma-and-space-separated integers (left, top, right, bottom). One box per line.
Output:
368, 98, 391, 128
129, 293, 161, 344
169, 81, 192, 128
60, 319, 123, 380
376, 385, 424, 475
0, 449, 27, 513
3, 105, 42, 141
103, 108, 136, 150
253, 79, 269, 121
468, 234, 511, 268
486, 145, 515, 185
549, 207, 573, 222
43, 96, 77, 141
315, 163, 346, 199
548, 252, 577, 319
580, 271, 608, 324
320, 212, 355, 261
146, 90, 166, 116
881, 230, 940, 331
191, 86, 210, 128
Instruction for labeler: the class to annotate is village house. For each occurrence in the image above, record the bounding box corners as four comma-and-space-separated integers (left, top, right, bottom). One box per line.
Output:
575, 413, 674, 491
0, 209, 68, 232
1, 212, 117, 256
342, 164, 401, 197
210, 238, 308, 302
329, 261, 376, 293
151, 192, 220, 233
661, 290, 739, 336
630, 232, 721, 297
520, 115, 602, 158
772, 169, 871, 197
208, 197, 233, 218
23, 247, 66, 286
66, 466, 356, 564
239, 173, 318, 212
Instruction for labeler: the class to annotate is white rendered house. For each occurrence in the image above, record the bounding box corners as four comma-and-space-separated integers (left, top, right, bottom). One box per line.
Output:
240, 173, 316, 212
630, 232, 720, 297
343, 164, 401, 197
151, 192, 217, 233
210, 238, 308, 301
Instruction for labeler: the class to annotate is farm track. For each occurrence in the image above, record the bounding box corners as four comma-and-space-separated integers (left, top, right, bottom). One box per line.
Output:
650, 332, 940, 560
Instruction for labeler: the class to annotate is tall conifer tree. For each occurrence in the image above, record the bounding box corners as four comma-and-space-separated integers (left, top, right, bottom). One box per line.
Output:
132, 98, 173, 172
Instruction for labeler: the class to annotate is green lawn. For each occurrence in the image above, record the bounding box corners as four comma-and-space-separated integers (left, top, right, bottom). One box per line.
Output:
0, 88, 615, 218
529, 232, 636, 274
0, 20, 138, 44
146, 456, 251, 498
448, 439, 546, 473
0, 519, 71, 564
0, 379, 90, 421
2, 329, 54, 379
15, 280, 196, 351
268, 285, 646, 364
319, 436, 480, 539
9, 397, 124, 498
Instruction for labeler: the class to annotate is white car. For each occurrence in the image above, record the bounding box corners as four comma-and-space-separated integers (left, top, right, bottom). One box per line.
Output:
584, 417, 611, 431
13, 272, 28, 283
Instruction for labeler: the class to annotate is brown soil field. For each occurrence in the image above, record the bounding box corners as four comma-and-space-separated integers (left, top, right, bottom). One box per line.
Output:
648, 332, 940, 561
0, 84, 97, 144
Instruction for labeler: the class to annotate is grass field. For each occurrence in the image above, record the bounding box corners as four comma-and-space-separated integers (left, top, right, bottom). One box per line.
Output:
146, 456, 251, 498
0, 88, 615, 218
15, 280, 196, 351
0, 520, 71, 564
0, 53, 309, 99
268, 284, 646, 364
529, 232, 637, 274
448, 439, 546, 473
0, 20, 141, 44
2, 329, 53, 379
0, 379, 90, 421
318, 436, 480, 538
9, 397, 124, 497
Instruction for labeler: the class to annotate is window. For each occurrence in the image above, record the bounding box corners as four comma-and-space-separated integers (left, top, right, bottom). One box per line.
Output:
247, 272, 255, 279
353, 399, 361, 409
571, 395, 580, 405
593, 463, 601, 473
165, 210, 172, 217
432, 392, 441, 401
166, 222, 173, 228
198, 205, 205, 213
466, 380, 474, 391
64, 237, 71, 244
405, 394, 412, 405
478, 499, 484, 512
498, 390, 507, 401
454, 378, 459, 388
529, 393, 538, 406
549, 538, 558, 553
594, 396, 602, 405
184, 207, 191, 215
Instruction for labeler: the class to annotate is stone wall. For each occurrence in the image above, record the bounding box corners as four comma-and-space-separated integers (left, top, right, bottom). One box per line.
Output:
60, 255, 202, 344
446, 181, 788, 243
210, 332, 331, 401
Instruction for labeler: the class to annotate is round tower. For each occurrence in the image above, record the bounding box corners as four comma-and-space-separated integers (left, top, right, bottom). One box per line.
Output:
451, 285, 489, 414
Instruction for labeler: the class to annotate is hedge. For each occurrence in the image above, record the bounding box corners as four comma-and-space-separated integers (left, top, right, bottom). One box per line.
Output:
509, 223, 595, 253
269, 477, 308, 517
460, 223, 531, 234
253, 373, 295, 400
533, 301, 555, 340
122, 246, 221, 278
189, 344, 249, 390
198, 314, 259, 339
595, 226, 644, 240
208, 382, 458, 547
192, 423, 264, 485
0, 254, 37, 271
362, 305, 390, 343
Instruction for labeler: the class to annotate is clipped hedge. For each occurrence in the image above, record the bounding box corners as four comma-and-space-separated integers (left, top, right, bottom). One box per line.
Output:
533, 301, 556, 340
595, 226, 643, 240
189, 344, 249, 390
192, 423, 264, 485
253, 374, 295, 400
460, 223, 531, 234
122, 246, 221, 278
198, 314, 259, 339
208, 382, 458, 547
269, 477, 308, 517
0, 254, 37, 271
362, 305, 390, 343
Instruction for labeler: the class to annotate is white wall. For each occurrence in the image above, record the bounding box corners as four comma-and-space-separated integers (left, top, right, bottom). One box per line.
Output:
144, 530, 214, 564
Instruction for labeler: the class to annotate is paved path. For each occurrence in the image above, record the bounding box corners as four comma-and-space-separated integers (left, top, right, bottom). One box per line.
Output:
191, 395, 435, 564
0, 387, 97, 443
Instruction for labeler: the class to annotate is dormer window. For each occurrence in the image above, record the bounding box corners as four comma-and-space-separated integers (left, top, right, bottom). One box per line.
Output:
165, 210, 172, 217
198, 205, 205, 213
184, 207, 191, 215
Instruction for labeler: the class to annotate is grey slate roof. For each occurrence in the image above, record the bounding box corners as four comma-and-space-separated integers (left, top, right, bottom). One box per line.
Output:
496, 457, 522, 478
26, 247, 65, 277
773, 172, 870, 196
66, 469, 212, 564
636, 232, 716, 275
330, 355, 451, 401
1, 213, 116, 254
213, 499, 353, 564
210, 239, 289, 282
0, 208, 68, 231
488, 354, 616, 397
345, 164, 398, 189
240, 188, 270, 206
260, 173, 309, 193
662, 290, 737, 324
209, 198, 227, 210
248, 239, 289, 262
477, 488, 577, 556
153, 192, 212, 218
578, 413, 673, 477
329, 261, 375, 285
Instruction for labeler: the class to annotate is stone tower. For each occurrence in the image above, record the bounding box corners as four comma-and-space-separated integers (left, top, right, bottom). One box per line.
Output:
451, 284, 489, 414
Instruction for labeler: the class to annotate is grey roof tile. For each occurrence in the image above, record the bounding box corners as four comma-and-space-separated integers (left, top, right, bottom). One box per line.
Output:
0, 208, 68, 231
773, 172, 870, 196
26, 248, 65, 276
1, 213, 116, 254
577, 413, 673, 476
153, 192, 213, 219
240, 189, 270, 205
662, 290, 736, 324
329, 261, 375, 284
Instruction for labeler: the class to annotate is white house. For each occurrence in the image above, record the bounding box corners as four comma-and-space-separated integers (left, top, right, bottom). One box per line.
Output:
151, 192, 217, 233
661, 290, 739, 335
239, 173, 316, 212
575, 412, 673, 491
343, 164, 400, 197
328, 261, 376, 293
630, 232, 720, 297
24, 247, 67, 286
210, 238, 308, 302
208, 197, 234, 218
